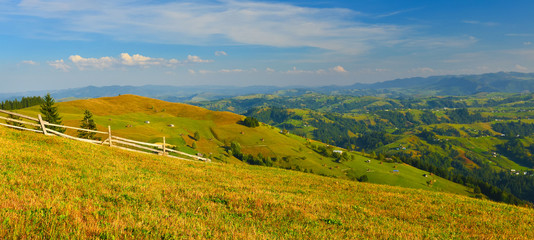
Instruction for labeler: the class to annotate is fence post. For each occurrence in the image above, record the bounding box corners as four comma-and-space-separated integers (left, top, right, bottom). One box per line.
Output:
38, 114, 48, 135
108, 126, 113, 147
163, 137, 166, 155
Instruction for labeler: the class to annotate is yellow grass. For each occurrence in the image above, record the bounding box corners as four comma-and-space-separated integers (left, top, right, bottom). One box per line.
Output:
11, 95, 473, 195
1, 126, 534, 239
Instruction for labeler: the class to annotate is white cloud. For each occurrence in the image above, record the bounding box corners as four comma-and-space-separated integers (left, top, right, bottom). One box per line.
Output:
188, 69, 196, 75
524, 42, 532, 46
69, 55, 115, 70
47, 53, 208, 71
47, 59, 70, 72
330, 65, 347, 73
266, 67, 275, 72
120, 53, 162, 67
215, 51, 228, 56
186, 55, 213, 63
21, 60, 38, 65
515, 64, 528, 71
9, 0, 410, 55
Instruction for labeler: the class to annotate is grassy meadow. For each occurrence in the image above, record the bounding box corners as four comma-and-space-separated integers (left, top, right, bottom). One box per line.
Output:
11, 95, 472, 196
1, 126, 534, 238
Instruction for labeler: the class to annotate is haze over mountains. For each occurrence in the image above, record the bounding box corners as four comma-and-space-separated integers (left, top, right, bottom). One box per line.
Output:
2, 72, 534, 102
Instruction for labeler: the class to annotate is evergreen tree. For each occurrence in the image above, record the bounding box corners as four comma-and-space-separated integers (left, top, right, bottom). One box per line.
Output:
194, 131, 200, 141
78, 110, 98, 139
40, 93, 65, 133
243, 116, 260, 127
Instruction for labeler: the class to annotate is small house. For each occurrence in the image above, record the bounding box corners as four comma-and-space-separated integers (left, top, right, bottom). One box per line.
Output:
333, 150, 343, 154
144, 121, 150, 124
168, 124, 175, 127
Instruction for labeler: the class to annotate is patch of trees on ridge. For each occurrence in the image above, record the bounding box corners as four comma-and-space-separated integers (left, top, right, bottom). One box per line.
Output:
0, 96, 44, 110
492, 121, 534, 138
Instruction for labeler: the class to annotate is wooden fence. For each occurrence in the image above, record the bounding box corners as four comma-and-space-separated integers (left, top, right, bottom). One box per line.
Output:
0, 109, 210, 162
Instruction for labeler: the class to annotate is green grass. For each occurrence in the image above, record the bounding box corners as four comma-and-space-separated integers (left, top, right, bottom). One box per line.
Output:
1, 126, 534, 239
11, 95, 472, 196
341, 155, 469, 195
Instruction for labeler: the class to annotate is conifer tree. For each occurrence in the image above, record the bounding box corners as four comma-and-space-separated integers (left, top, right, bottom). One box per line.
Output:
40, 93, 65, 133
78, 109, 98, 139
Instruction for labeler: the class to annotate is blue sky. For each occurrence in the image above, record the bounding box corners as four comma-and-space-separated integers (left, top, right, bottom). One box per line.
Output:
1, 0, 533, 93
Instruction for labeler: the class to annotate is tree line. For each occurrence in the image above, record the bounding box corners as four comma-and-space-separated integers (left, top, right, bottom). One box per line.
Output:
0, 96, 44, 110
492, 121, 534, 138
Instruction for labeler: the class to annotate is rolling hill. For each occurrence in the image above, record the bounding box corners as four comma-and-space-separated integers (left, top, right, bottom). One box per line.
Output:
1, 125, 534, 238
194, 93, 534, 203
11, 94, 471, 197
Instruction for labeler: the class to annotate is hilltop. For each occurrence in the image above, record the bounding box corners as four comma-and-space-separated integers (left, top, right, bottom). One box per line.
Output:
1, 126, 533, 238
12, 94, 471, 197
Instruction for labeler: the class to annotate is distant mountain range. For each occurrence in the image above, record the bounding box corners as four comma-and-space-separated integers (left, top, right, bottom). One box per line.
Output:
2, 72, 533, 102
346, 71, 534, 95
0, 85, 286, 102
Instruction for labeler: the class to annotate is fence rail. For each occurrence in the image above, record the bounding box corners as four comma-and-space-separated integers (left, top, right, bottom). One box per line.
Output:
0, 109, 210, 162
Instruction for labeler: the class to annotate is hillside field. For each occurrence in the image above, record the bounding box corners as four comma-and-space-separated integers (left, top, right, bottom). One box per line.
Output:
12, 95, 471, 196
1, 126, 534, 238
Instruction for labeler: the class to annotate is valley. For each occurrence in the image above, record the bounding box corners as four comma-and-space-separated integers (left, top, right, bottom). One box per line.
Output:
5, 94, 470, 197
193, 92, 534, 204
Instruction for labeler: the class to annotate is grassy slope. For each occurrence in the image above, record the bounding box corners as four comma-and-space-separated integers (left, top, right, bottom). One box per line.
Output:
1, 126, 533, 239
14, 95, 470, 196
